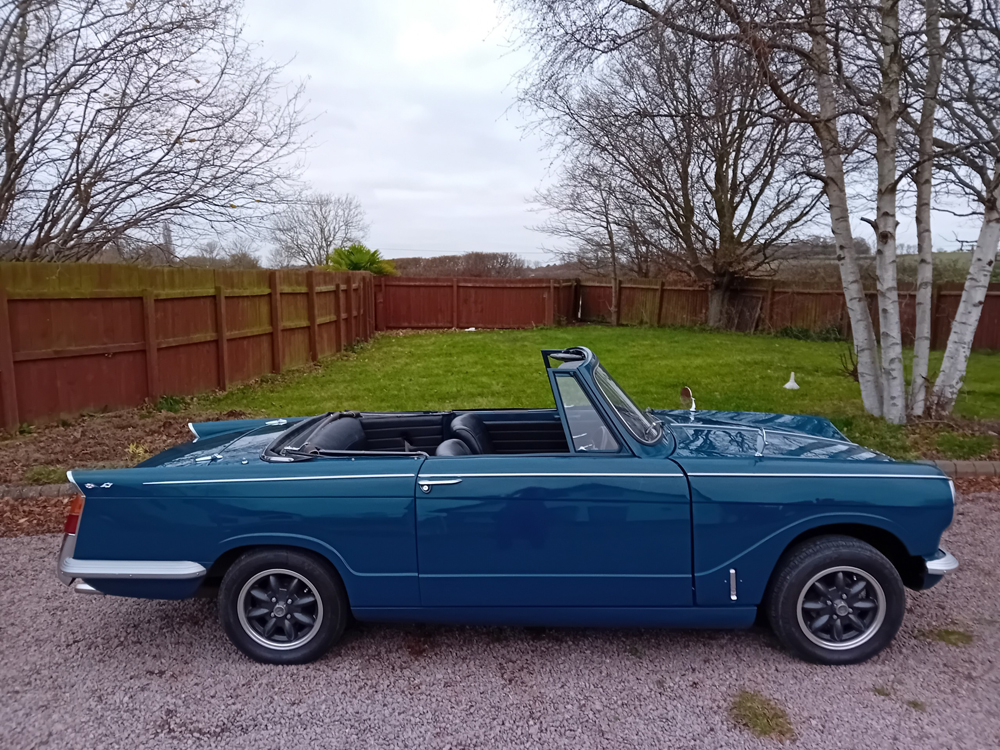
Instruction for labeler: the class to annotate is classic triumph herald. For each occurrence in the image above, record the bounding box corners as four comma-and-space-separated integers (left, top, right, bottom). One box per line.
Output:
57, 347, 957, 665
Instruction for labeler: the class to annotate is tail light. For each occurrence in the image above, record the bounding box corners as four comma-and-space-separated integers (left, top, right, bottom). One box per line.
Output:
64, 494, 85, 535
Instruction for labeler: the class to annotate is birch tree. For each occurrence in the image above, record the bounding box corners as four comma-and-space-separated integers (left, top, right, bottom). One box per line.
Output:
904, 0, 945, 415
924, 0, 1000, 414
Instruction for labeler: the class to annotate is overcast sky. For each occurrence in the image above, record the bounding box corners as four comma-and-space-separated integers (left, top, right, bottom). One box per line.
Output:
241, 0, 561, 262
241, 0, 975, 262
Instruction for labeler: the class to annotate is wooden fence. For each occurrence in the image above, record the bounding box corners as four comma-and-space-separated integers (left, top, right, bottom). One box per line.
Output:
2, 263, 998, 429
374, 276, 577, 330
578, 278, 1000, 351
0, 263, 375, 431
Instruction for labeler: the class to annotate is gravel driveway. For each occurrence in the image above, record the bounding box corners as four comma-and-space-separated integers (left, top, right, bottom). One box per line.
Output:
2, 493, 998, 750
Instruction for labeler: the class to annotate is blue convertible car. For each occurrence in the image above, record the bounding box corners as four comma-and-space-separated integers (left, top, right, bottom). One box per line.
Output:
58, 347, 957, 665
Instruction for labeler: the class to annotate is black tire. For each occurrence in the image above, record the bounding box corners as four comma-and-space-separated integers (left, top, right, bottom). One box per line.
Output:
766, 535, 905, 665
218, 548, 348, 664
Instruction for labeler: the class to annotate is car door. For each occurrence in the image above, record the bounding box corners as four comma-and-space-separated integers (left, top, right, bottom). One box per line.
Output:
415, 376, 691, 608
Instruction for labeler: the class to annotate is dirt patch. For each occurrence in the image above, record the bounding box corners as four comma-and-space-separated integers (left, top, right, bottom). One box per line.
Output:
954, 475, 1000, 495
0, 407, 242, 485
908, 418, 1000, 461
0, 495, 71, 537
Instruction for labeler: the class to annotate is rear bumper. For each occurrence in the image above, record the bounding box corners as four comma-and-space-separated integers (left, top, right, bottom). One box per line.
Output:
57, 532, 207, 597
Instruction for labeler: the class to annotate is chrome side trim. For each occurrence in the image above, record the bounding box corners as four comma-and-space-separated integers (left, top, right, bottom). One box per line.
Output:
143, 473, 415, 486
60, 558, 207, 580
188, 422, 199, 441
925, 548, 959, 575
72, 582, 103, 595
57, 533, 77, 586
729, 568, 737, 601
66, 470, 78, 490
685, 472, 950, 480
418, 472, 685, 479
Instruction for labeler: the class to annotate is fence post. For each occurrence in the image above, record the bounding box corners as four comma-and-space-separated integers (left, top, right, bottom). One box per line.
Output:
452, 278, 459, 328
547, 279, 555, 325
929, 283, 941, 350
215, 285, 229, 390
337, 276, 346, 351
367, 276, 375, 339
612, 278, 622, 327
346, 275, 356, 345
270, 271, 283, 373
376, 276, 386, 331
142, 290, 160, 400
763, 282, 775, 332
0, 281, 19, 432
307, 271, 319, 362
655, 280, 665, 327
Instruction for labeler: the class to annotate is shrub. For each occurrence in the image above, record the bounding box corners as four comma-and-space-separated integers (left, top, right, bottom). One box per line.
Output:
325, 243, 396, 275
23, 465, 67, 485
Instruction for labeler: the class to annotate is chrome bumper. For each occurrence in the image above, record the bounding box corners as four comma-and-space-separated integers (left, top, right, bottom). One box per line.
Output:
925, 548, 959, 575
57, 533, 77, 586
57, 531, 207, 585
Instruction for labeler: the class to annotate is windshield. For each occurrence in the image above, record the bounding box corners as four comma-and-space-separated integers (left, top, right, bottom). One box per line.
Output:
593, 365, 662, 444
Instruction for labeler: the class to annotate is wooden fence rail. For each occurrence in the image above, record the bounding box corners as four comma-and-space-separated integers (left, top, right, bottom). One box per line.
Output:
0, 263, 375, 431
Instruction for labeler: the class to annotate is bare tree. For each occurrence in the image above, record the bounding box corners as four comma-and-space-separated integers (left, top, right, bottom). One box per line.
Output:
269, 192, 369, 267
537, 159, 625, 324
525, 17, 823, 328
0, 0, 306, 260
922, 0, 1000, 414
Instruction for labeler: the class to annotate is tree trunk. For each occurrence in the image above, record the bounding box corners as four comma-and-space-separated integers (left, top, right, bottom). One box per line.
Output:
706, 274, 732, 328
808, 0, 883, 417
909, 0, 943, 417
930, 166, 1000, 414
872, 0, 907, 425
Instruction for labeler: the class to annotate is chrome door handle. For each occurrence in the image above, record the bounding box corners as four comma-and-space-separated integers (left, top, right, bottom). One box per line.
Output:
418, 478, 462, 493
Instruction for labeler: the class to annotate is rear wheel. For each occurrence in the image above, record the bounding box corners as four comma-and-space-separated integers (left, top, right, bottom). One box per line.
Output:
766, 535, 905, 665
219, 548, 347, 664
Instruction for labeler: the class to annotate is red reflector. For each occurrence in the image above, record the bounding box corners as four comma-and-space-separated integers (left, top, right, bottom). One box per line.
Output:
64, 494, 85, 535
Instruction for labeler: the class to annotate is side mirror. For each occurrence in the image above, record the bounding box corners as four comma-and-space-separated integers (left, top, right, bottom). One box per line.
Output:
755, 428, 768, 457
680, 386, 696, 412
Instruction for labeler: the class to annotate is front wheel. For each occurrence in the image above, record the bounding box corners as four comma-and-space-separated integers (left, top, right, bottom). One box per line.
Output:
766, 535, 905, 665
219, 548, 348, 664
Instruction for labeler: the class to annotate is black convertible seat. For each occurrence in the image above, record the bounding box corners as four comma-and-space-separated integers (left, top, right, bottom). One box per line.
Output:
435, 438, 471, 456
449, 413, 493, 454
307, 417, 366, 451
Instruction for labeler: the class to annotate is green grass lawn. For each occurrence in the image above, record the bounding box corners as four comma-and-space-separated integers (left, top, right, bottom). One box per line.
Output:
199, 326, 1000, 459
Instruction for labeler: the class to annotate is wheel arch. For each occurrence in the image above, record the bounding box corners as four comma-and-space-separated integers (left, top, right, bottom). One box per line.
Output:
202, 542, 351, 597
773, 524, 926, 589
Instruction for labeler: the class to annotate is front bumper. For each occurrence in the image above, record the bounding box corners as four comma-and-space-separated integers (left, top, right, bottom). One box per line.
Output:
925, 547, 959, 575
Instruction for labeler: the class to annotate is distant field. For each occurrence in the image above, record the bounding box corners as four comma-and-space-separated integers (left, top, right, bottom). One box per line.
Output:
200, 326, 1000, 460
775, 251, 1000, 285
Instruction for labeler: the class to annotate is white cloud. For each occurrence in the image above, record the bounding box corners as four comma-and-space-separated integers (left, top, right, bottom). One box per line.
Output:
241, 0, 558, 260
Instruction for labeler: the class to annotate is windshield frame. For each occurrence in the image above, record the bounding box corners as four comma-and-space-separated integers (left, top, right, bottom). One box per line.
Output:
592, 365, 663, 445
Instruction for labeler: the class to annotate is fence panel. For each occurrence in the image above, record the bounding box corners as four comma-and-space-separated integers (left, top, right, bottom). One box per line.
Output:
378, 277, 567, 329
0, 263, 375, 429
